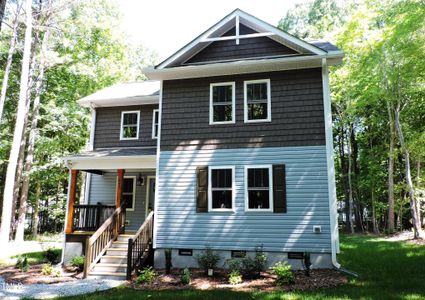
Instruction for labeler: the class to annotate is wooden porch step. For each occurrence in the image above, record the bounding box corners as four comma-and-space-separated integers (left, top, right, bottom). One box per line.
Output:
87, 271, 126, 280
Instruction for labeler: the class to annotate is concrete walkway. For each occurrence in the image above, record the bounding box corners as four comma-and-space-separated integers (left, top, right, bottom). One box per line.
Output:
0, 277, 122, 299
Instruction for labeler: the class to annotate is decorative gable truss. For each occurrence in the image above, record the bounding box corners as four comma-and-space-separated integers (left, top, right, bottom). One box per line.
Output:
156, 9, 332, 69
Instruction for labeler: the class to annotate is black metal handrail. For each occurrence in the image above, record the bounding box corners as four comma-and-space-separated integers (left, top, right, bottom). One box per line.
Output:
72, 204, 115, 231
126, 211, 154, 279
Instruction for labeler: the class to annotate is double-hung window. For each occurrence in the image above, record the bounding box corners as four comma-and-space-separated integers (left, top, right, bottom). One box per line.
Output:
208, 166, 234, 211
210, 82, 235, 124
120, 111, 140, 140
121, 177, 136, 211
152, 109, 159, 139
245, 166, 273, 212
244, 79, 271, 122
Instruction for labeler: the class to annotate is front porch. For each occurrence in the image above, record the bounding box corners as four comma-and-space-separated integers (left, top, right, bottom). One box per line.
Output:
63, 149, 157, 280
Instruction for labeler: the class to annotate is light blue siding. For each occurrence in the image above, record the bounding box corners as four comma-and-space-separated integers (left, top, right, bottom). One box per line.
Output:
89, 171, 155, 230
156, 145, 331, 253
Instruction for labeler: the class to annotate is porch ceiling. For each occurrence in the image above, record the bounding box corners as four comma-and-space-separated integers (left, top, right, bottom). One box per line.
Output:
64, 148, 157, 171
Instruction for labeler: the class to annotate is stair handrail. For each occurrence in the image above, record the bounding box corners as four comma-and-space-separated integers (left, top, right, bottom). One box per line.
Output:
126, 211, 154, 279
83, 203, 126, 278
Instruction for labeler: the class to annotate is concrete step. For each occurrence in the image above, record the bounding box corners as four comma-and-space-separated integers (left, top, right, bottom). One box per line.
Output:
101, 255, 127, 264
106, 248, 128, 256
92, 263, 127, 273
87, 271, 126, 280
110, 241, 128, 249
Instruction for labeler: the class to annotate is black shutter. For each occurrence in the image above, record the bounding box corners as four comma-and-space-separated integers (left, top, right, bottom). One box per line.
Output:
196, 166, 208, 213
273, 164, 287, 213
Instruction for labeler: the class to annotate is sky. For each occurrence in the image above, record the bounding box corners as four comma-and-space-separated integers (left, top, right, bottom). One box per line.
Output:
119, 0, 306, 61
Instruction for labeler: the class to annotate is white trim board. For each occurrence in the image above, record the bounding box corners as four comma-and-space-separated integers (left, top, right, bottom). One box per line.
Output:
243, 79, 271, 123
65, 155, 156, 170
145, 176, 156, 218
244, 165, 274, 212
120, 110, 140, 141
152, 109, 159, 139
156, 9, 326, 69
208, 166, 236, 212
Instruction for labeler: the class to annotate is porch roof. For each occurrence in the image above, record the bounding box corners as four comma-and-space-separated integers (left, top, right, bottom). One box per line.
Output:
64, 148, 157, 171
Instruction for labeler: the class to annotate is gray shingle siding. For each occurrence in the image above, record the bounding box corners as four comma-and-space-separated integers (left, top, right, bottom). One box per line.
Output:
94, 104, 158, 149
161, 68, 325, 151
184, 24, 297, 65
155, 146, 331, 253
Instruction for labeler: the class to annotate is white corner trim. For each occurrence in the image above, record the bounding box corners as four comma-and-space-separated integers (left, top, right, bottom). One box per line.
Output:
322, 58, 341, 267
61, 169, 72, 265
244, 165, 274, 212
209, 82, 236, 125
84, 173, 91, 204
208, 166, 236, 212
152, 109, 159, 139
88, 108, 96, 151
153, 80, 163, 249
244, 79, 271, 123
120, 110, 140, 141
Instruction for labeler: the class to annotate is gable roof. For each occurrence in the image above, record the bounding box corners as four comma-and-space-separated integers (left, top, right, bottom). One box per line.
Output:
155, 9, 334, 69
144, 9, 343, 80
78, 81, 160, 108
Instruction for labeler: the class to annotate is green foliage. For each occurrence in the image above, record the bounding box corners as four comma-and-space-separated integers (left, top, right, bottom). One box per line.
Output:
44, 248, 60, 264
41, 263, 60, 277
136, 267, 156, 284
271, 262, 295, 285
70, 255, 85, 271
196, 248, 221, 273
180, 268, 190, 285
16, 255, 29, 272
241, 248, 267, 278
225, 258, 242, 273
228, 270, 243, 285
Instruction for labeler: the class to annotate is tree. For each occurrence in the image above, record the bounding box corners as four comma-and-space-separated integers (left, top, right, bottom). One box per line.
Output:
0, 0, 32, 243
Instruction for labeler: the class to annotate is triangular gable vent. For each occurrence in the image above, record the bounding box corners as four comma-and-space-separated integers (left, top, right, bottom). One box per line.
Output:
156, 9, 325, 69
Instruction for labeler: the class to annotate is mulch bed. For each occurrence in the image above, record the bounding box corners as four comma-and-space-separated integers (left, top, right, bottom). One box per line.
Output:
129, 268, 347, 292
0, 264, 82, 284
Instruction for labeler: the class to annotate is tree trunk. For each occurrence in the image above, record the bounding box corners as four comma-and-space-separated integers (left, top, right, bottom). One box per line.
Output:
387, 102, 395, 233
0, 0, 33, 243
394, 104, 424, 239
347, 125, 355, 233
0, 0, 7, 31
31, 182, 41, 237
372, 188, 380, 234
0, 1, 21, 121
15, 26, 51, 242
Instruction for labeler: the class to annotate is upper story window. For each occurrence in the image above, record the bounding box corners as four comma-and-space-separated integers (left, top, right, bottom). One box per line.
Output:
208, 166, 234, 211
244, 79, 271, 123
152, 109, 159, 139
209, 82, 235, 125
245, 165, 273, 212
120, 111, 140, 140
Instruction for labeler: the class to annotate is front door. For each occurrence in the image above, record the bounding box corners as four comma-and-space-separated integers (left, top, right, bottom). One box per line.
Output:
146, 177, 156, 216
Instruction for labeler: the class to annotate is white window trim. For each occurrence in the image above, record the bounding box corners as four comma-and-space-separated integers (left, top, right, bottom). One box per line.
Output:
208, 166, 235, 212
152, 109, 159, 139
244, 79, 271, 123
145, 176, 156, 217
244, 165, 274, 212
116, 176, 136, 211
209, 82, 236, 125
120, 110, 140, 140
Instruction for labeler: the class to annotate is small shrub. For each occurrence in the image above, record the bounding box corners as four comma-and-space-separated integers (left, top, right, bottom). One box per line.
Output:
226, 258, 242, 273
303, 253, 312, 277
41, 263, 53, 275
16, 255, 29, 272
70, 255, 84, 271
165, 248, 172, 274
196, 247, 221, 274
228, 270, 243, 285
136, 267, 156, 284
181, 268, 190, 285
44, 248, 60, 264
271, 262, 295, 285
241, 247, 267, 278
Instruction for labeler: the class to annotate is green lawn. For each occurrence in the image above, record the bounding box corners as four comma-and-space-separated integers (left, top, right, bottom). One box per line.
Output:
60, 234, 425, 300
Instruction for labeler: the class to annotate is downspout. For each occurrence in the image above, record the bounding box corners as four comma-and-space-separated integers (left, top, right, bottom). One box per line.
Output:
322, 58, 341, 269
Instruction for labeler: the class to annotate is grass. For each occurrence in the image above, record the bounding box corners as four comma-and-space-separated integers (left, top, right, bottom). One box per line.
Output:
46, 235, 425, 299
0, 248, 61, 267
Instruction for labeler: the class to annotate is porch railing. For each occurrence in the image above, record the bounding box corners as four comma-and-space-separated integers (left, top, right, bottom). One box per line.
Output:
72, 204, 116, 232
83, 204, 126, 277
126, 211, 154, 279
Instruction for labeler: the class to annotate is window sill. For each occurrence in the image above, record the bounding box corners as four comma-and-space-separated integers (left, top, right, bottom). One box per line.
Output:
244, 119, 272, 124
208, 209, 235, 213
120, 137, 139, 141
209, 121, 235, 125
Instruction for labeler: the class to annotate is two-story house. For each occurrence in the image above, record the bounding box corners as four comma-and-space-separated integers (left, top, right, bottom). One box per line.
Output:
63, 9, 343, 280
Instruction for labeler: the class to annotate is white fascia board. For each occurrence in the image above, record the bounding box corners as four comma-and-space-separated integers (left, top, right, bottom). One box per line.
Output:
78, 95, 159, 108
64, 155, 157, 170
144, 53, 343, 81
